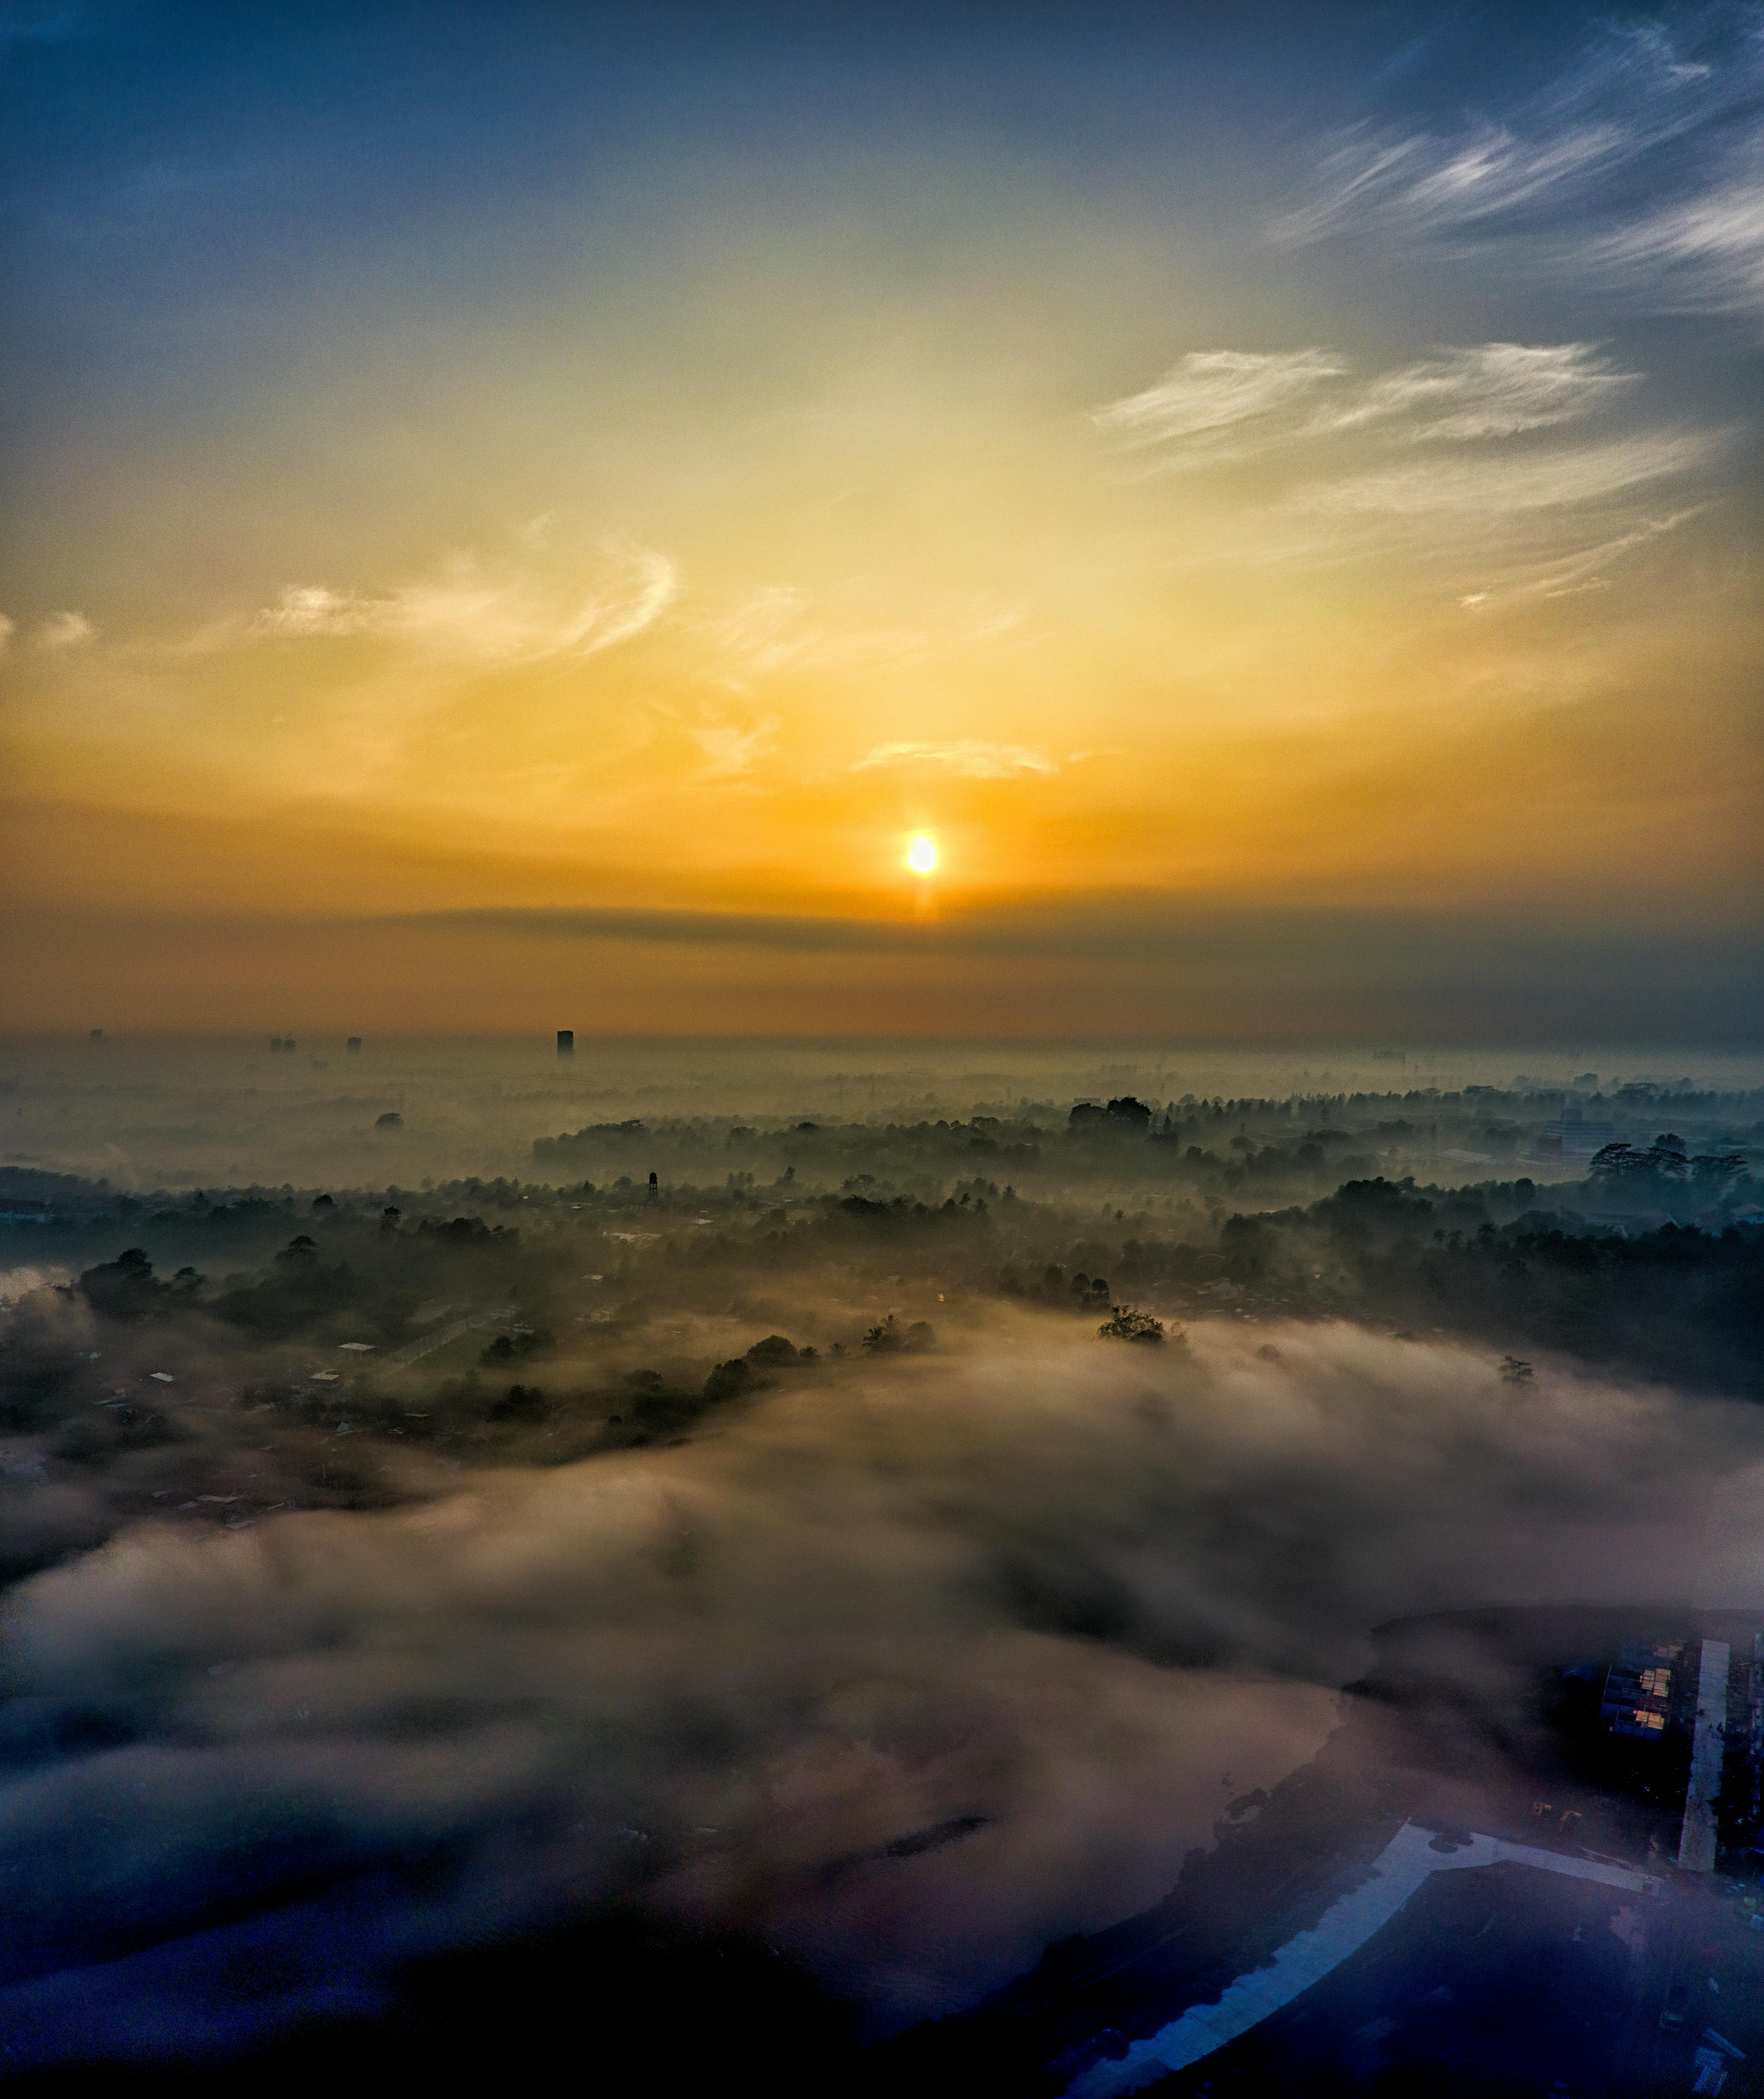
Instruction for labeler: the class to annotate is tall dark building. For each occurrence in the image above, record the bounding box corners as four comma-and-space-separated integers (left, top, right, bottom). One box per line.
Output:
557, 1029, 574, 1057
346, 1036, 362, 1052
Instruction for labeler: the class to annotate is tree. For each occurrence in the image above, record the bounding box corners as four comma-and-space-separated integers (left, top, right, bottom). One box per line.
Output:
78, 1248, 167, 1320
703, 1357, 753, 1403
1591, 1138, 1708, 1184
863, 1315, 906, 1354
862, 1315, 934, 1354
1649, 1135, 1690, 1177
1691, 1151, 1746, 1182
1591, 1141, 1682, 1180
1068, 1097, 1153, 1131
489, 1384, 550, 1423
1098, 1305, 1165, 1343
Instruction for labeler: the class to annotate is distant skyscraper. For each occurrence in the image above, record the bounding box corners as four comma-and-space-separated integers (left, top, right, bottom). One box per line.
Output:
347, 1036, 362, 1053
557, 1029, 575, 1057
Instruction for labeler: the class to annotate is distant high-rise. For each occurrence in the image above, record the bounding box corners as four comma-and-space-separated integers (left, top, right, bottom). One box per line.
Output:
557, 1029, 575, 1057
347, 1036, 362, 1053
89, 1028, 104, 1042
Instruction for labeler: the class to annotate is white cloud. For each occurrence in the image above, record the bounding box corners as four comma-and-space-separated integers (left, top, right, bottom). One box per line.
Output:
1091, 350, 1344, 451
1274, 17, 1764, 316
701, 586, 818, 673
698, 586, 1024, 679
1306, 343, 1634, 443
1093, 342, 1636, 470
34, 611, 95, 650
245, 546, 678, 664
1291, 431, 1720, 519
853, 740, 1058, 779
1579, 180, 1764, 315
1278, 23, 1731, 244
1457, 507, 1708, 606
1095, 332, 1723, 599
248, 585, 371, 638
692, 716, 780, 781
1278, 118, 1638, 247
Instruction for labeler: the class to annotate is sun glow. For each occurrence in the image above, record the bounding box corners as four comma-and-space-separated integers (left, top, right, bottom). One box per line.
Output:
906, 834, 939, 876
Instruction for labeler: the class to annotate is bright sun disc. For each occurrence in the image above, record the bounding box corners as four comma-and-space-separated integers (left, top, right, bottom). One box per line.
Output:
907, 835, 938, 876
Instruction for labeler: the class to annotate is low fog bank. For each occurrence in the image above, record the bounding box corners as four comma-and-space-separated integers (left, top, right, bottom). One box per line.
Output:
0, 1319, 1759, 2071
3, 1035, 1760, 1192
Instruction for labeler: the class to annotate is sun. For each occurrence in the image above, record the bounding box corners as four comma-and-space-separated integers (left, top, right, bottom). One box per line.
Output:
906, 834, 938, 876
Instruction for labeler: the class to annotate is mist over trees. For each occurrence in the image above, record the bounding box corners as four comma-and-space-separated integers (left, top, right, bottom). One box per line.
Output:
0, 1060, 1760, 2081
0, 1074, 1752, 1573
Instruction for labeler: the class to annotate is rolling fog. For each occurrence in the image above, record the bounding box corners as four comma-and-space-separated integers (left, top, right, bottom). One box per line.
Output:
0, 1038, 1762, 2072
1, 1319, 1761, 2064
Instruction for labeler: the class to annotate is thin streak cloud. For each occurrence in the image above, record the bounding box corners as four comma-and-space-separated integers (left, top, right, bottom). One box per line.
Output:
33, 612, 95, 651
1092, 343, 1638, 469
1094, 338, 1720, 597
1290, 431, 1722, 519
698, 589, 1026, 680
1580, 180, 1764, 315
1090, 351, 1345, 450
241, 546, 678, 665
1304, 343, 1634, 443
1275, 14, 1764, 316
853, 742, 1059, 779
1459, 507, 1710, 607
693, 716, 781, 782
314, 904, 1763, 989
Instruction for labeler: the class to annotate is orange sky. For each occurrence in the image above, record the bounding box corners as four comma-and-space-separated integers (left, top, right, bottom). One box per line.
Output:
3, 8, 1759, 1037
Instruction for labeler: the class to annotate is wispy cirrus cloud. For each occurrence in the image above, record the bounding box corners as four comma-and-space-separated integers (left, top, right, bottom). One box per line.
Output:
34, 610, 95, 650
1290, 429, 1722, 519
853, 740, 1058, 779
692, 715, 780, 782
1459, 507, 1709, 608
1091, 350, 1345, 453
1269, 433, 1721, 602
1275, 14, 1764, 316
1094, 342, 1636, 467
1578, 179, 1764, 315
1305, 343, 1634, 443
697, 585, 1024, 684
239, 545, 677, 664
1095, 335, 1721, 601
248, 584, 371, 639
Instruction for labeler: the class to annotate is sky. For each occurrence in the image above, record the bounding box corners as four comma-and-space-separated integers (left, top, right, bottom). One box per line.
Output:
1, 0, 1760, 1039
